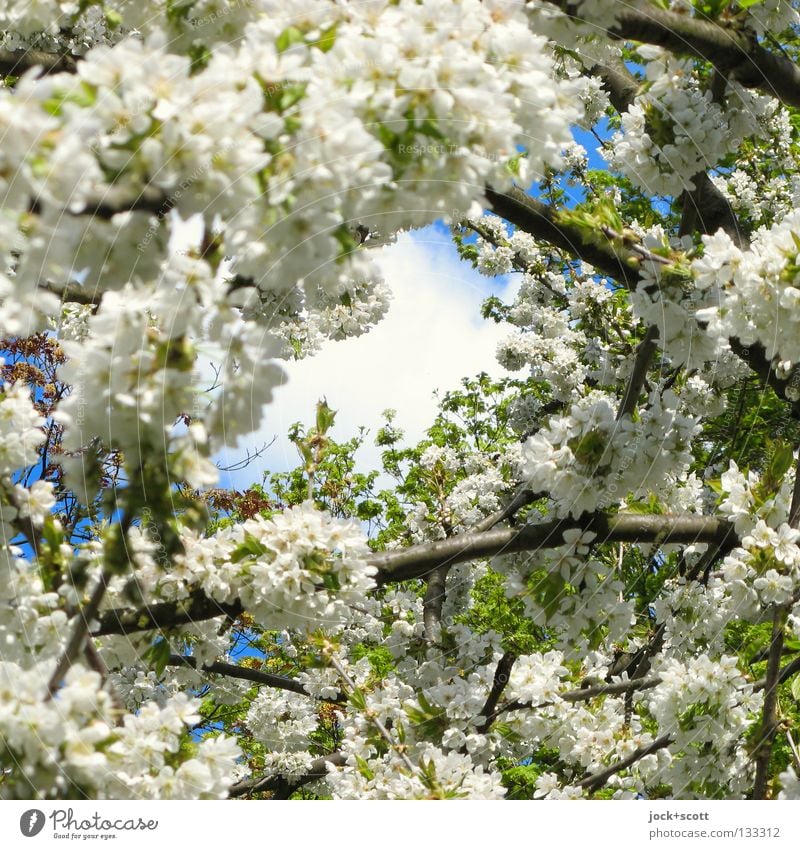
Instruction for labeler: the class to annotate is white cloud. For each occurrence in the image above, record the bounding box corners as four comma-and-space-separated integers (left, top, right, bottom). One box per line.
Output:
216, 225, 517, 488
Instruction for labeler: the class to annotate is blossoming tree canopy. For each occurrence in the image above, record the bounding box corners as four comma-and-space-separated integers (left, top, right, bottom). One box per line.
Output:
5, 0, 800, 802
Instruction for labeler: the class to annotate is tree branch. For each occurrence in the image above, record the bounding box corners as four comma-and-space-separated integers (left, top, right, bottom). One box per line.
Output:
94, 513, 737, 636
575, 733, 673, 793
47, 569, 111, 699
485, 187, 798, 417
471, 488, 540, 533
789, 457, 800, 529
729, 338, 800, 418
583, 55, 746, 250
752, 604, 789, 798
93, 593, 243, 637
422, 565, 450, 644
165, 654, 344, 703
228, 752, 346, 799
679, 166, 746, 247
498, 675, 663, 717
476, 651, 517, 732
617, 324, 659, 419
585, 56, 739, 247
587, 55, 639, 113
753, 654, 800, 692
0, 48, 77, 77
544, 1, 800, 107
484, 186, 641, 289
373, 512, 736, 585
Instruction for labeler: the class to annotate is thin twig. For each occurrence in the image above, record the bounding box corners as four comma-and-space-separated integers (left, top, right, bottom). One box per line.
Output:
575, 734, 673, 793
472, 488, 540, 534
228, 752, 347, 799
787, 730, 800, 774
166, 654, 344, 703
327, 651, 419, 777
789, 462, 800, 529
497, 675, 663, 718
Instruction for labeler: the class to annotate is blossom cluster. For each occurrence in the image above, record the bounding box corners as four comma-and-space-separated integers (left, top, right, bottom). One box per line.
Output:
519, 390, 699, 518
694, 210, 800, 377
0, 661, 238, 799
138, 501, 378, 633
605, 51, 771, 197
646, 655, 760, 797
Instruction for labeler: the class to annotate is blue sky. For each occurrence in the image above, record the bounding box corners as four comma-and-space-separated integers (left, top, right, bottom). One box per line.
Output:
215, 224, 521, 489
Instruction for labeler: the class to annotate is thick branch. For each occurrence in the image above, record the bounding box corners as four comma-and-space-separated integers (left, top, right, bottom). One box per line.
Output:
94, 514, 736, 636
729, 338, 800, 418
587, 56, 639, 112
585, 58, 742, 247
29, 192, 168, 223
422, 565, 450, 644
499, 675, 662, 717
373, 512, 736, 585
476, 651, 517, 731
484, 186, 640, 289
617, 324, 659, 419
0, 48, 77, 77
752, 605, 789, 798
485, 188, 797, 416
93, 593, 243, 637
678, 169, 747, 247
41, 282, 103, 308
545, 1, 800, 107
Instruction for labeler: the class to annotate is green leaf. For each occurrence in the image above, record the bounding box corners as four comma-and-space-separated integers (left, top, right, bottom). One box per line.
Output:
230, 535, 271, 563
349, 688, 367, 711
320, 571, 341, 592
355, 499, 382, 520
791, 675, 800, 703
355, 755, 375, 780
769, 440, 794, 482
316, 23, 338, 53
276, 26, 304, 53
417, 119, 445, 141
316, 399, 337, 435
145, 639, 171, 677
278, 83, 307, 111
